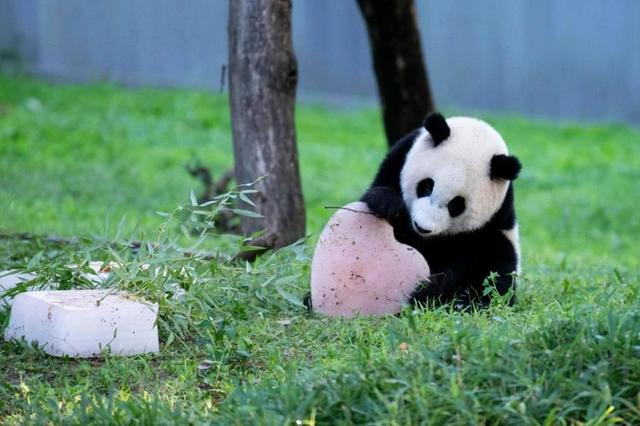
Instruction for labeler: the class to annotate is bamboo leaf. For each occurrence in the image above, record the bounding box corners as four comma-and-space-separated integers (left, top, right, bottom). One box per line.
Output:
276, 285, 303, 307
232, 208, 263, 219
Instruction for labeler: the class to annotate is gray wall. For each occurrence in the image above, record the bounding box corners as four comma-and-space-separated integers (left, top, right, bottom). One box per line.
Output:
0, 0, 13, 52
1, 0, 639, 123
420, 1, 640, 123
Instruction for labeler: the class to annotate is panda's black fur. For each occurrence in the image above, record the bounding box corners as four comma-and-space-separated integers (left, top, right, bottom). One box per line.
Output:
361, 113, 521, 309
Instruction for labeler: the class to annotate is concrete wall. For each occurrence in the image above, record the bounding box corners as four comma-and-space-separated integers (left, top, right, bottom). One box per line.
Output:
0, 0, 14, 52
420, 0, 640, 123
1, 0, 639, 123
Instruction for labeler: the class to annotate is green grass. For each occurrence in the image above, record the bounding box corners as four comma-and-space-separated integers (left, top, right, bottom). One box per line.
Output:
1, 75, 640, 424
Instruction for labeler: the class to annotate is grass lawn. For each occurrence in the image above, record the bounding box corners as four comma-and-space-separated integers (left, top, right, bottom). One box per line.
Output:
1, 75, 640, 424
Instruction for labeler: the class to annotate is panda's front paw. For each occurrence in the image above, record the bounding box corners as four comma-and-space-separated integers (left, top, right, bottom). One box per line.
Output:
361, 187, 404, 221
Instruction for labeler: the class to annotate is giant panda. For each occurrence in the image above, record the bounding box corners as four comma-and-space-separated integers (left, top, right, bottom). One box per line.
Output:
308, 112, 521, 315
361, 112, 522, 308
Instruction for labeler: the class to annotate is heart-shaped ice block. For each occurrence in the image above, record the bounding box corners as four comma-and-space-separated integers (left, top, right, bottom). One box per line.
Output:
310, 202, 430, 317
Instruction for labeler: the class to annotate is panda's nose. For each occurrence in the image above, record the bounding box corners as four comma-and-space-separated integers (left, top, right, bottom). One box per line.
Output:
413, 221, 432, 234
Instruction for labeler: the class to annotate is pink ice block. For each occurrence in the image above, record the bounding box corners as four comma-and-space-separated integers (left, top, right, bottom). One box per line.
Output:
310, 202, 430, 317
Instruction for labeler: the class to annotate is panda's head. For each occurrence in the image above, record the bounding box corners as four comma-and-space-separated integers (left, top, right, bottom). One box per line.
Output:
400, 113, 521, 238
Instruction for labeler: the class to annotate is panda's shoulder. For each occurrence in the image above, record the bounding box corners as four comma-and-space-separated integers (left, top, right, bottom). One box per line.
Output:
392, 128, 424, 153
488, 183, 517, 230
370, 129, 424, 188
383, 129, 424, 169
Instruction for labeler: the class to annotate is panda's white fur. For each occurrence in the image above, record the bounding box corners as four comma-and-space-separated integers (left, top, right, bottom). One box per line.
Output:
502, 224, 521, 274
400, 117, 511, 237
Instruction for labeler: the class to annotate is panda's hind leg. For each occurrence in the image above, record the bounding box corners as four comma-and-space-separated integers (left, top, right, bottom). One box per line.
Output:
409, 272, 458, 308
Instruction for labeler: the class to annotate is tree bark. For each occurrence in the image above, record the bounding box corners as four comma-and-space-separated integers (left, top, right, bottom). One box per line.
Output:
228, 0, 305, 249
357, 0, 436, 146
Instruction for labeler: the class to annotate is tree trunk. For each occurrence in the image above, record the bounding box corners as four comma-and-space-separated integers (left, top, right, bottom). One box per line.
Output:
357, 0, 436, 146
228, 0, 305, 250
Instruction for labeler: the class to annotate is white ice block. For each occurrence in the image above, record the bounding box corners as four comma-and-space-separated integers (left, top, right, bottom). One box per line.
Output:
4, 290, 159, 357
0, 271, 37, 292
0, 263, 115, 309
81, 261, 113, 283
0, 271, 38, 309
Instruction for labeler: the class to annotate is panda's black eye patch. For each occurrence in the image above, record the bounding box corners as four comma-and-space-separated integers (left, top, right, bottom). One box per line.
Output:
448, 196, 466, 217
416, 178, 434, 198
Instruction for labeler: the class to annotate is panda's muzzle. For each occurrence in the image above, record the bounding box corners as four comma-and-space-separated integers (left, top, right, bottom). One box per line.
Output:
413, 221, 432, 235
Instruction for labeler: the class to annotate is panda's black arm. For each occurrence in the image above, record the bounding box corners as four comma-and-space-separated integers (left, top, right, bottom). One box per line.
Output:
367, 129, 421, 189
361, 129, 421, 222
361, 186, 406, 221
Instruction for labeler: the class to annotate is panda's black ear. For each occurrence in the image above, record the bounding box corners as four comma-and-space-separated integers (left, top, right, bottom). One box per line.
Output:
423, 112, 450, 147
491, 154, 521, 180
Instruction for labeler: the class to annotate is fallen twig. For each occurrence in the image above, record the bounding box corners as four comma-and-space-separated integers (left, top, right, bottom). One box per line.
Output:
323, 206, 376, 215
